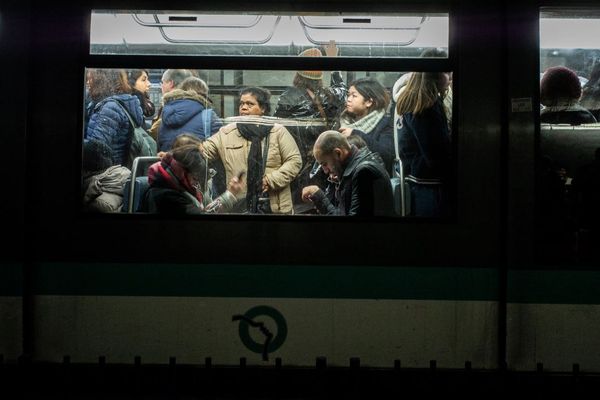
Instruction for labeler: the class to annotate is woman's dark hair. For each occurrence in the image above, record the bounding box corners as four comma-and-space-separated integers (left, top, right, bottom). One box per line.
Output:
126, 69, 149, 89
172, 133, 203, 149
88, 69, 131, 102
171, 144, 207, 190
349, 77, 391, 112
239, 86, 272, 115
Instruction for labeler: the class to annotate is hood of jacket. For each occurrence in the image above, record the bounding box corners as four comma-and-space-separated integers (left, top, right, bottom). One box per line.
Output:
162, 89, 211, 128
163, 89, 211, 106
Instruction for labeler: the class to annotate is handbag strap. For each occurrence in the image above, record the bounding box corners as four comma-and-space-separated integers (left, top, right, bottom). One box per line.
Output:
113, 100, 139, 130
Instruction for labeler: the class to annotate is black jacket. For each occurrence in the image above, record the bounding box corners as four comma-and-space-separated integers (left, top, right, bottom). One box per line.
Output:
351, 115, 395, 176
311, 147, 394, 216
142, 187, 203, 215
398, 99, 451, 184
274, 71, 347, 129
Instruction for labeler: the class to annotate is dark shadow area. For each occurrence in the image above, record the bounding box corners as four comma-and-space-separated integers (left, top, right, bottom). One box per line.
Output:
2, 359, 598, 398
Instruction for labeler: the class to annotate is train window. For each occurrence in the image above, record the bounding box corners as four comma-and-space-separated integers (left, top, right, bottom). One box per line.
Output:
84, 10, 454, 217
90, 11, 449, 58
538, 9, 600, 264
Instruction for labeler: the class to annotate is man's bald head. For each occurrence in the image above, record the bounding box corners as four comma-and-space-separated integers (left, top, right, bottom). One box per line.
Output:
314, 130, 351, 156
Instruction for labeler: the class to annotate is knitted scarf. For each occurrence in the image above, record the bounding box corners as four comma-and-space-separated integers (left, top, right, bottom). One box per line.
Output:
237, 123, 271, 213
339, 109, 385, 134
148, 153, 204, 208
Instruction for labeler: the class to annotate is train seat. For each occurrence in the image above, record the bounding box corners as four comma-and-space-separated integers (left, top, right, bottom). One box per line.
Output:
122, 156, 160, 213
540, 124, 600, 174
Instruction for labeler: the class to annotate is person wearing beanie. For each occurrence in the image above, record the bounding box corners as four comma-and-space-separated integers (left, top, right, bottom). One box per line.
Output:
275, 42, 346, 129
274, 41, 347, 207
540, 66, 597, 125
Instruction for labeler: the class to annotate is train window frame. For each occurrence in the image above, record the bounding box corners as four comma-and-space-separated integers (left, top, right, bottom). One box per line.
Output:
536, 8, 600, 265
82, 7, 457, 221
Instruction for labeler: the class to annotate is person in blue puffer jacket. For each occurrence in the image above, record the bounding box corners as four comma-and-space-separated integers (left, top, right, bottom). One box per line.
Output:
158, 76, 223, 152
85, 69, 144, 167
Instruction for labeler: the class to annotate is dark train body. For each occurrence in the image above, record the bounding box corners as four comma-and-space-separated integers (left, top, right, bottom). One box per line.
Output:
2, 1, 600, 388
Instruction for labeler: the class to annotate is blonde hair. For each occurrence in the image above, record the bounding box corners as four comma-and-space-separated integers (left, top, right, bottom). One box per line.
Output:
396, 72, 446, 115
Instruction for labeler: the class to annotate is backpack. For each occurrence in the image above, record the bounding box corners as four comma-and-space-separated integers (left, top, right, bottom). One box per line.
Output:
114, 100, 157, 168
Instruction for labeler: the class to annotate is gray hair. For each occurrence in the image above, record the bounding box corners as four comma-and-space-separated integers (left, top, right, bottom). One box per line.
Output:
163, 69, 193, 88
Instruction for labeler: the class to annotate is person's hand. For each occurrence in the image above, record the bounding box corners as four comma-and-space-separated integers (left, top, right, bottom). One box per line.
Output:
339, 127, 353, 137
302, 185, 320, 202
325, 40, 339, 57
228, 174, 245, 197
157, 151, 167, 159
262, 176, 270, 192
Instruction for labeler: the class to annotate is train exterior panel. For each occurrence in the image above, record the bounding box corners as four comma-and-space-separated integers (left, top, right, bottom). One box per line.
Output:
32, 263, 498, 368
2, 0, 600, 380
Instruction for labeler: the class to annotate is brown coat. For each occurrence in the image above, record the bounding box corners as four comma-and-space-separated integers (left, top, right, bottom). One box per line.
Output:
203, 122, 302, 214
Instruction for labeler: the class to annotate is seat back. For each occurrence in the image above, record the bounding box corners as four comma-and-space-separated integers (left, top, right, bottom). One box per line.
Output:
540, 124, 600, 174
123, 156, 160, 213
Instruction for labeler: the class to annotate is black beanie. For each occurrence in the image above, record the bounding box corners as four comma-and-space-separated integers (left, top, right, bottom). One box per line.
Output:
83, 139, 113, 172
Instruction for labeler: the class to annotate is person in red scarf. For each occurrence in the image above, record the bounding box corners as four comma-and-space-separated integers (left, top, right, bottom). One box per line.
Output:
143, 144, 243, 214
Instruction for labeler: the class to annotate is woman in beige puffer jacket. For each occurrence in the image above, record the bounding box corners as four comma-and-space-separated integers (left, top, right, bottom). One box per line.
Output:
202, 87, 302, 214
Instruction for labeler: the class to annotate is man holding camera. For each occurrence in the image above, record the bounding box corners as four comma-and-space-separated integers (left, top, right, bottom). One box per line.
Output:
301, 130, 394, 216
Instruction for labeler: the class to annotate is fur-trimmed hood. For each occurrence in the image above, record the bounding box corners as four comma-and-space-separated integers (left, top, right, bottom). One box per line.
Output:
162, 89, 212, 107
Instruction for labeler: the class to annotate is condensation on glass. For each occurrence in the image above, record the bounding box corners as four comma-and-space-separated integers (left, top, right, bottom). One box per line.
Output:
90, 11, 449, 57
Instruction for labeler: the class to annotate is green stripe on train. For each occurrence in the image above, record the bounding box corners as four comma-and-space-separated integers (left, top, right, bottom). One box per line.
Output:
0, 263, 22, 296
508, 270, 600, 304
33, 263, 498, 301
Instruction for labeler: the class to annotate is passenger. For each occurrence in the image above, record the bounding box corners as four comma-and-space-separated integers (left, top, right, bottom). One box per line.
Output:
149, 69, 194, 140
202, 87, 302, 214
301, 131, 394, 216
142, 145, 243, 215
322, 134, 372, 208
392, 49, 452, 131
127, 69, 156, 120
274, 42, 347, 207
85, 68, 144, 167
580, 63, 600, 121
158, 76, 223, 151
158, 133, 218, 204
274, 41, 347, 129
82, 139, 131, 213
396, 72, 451, 217
540, 66, 597, 125
337, 77, 395, 175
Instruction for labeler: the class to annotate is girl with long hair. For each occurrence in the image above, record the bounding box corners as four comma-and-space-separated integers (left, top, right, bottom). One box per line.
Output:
396, 72, 451, 217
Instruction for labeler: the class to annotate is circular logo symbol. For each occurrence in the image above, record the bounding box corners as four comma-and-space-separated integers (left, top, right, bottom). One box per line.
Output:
236, 305, 287, 355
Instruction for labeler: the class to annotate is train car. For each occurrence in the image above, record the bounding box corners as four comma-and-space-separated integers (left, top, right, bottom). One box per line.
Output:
2, 0, 600, 394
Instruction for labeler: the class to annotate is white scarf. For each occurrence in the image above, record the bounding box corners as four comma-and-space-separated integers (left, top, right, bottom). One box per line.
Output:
340, 109, 385, 134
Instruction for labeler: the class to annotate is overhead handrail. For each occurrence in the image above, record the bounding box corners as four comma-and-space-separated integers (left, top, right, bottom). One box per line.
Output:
135, 14, 282, 45
298, 16, 427, 47
131, 14, 262, 29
